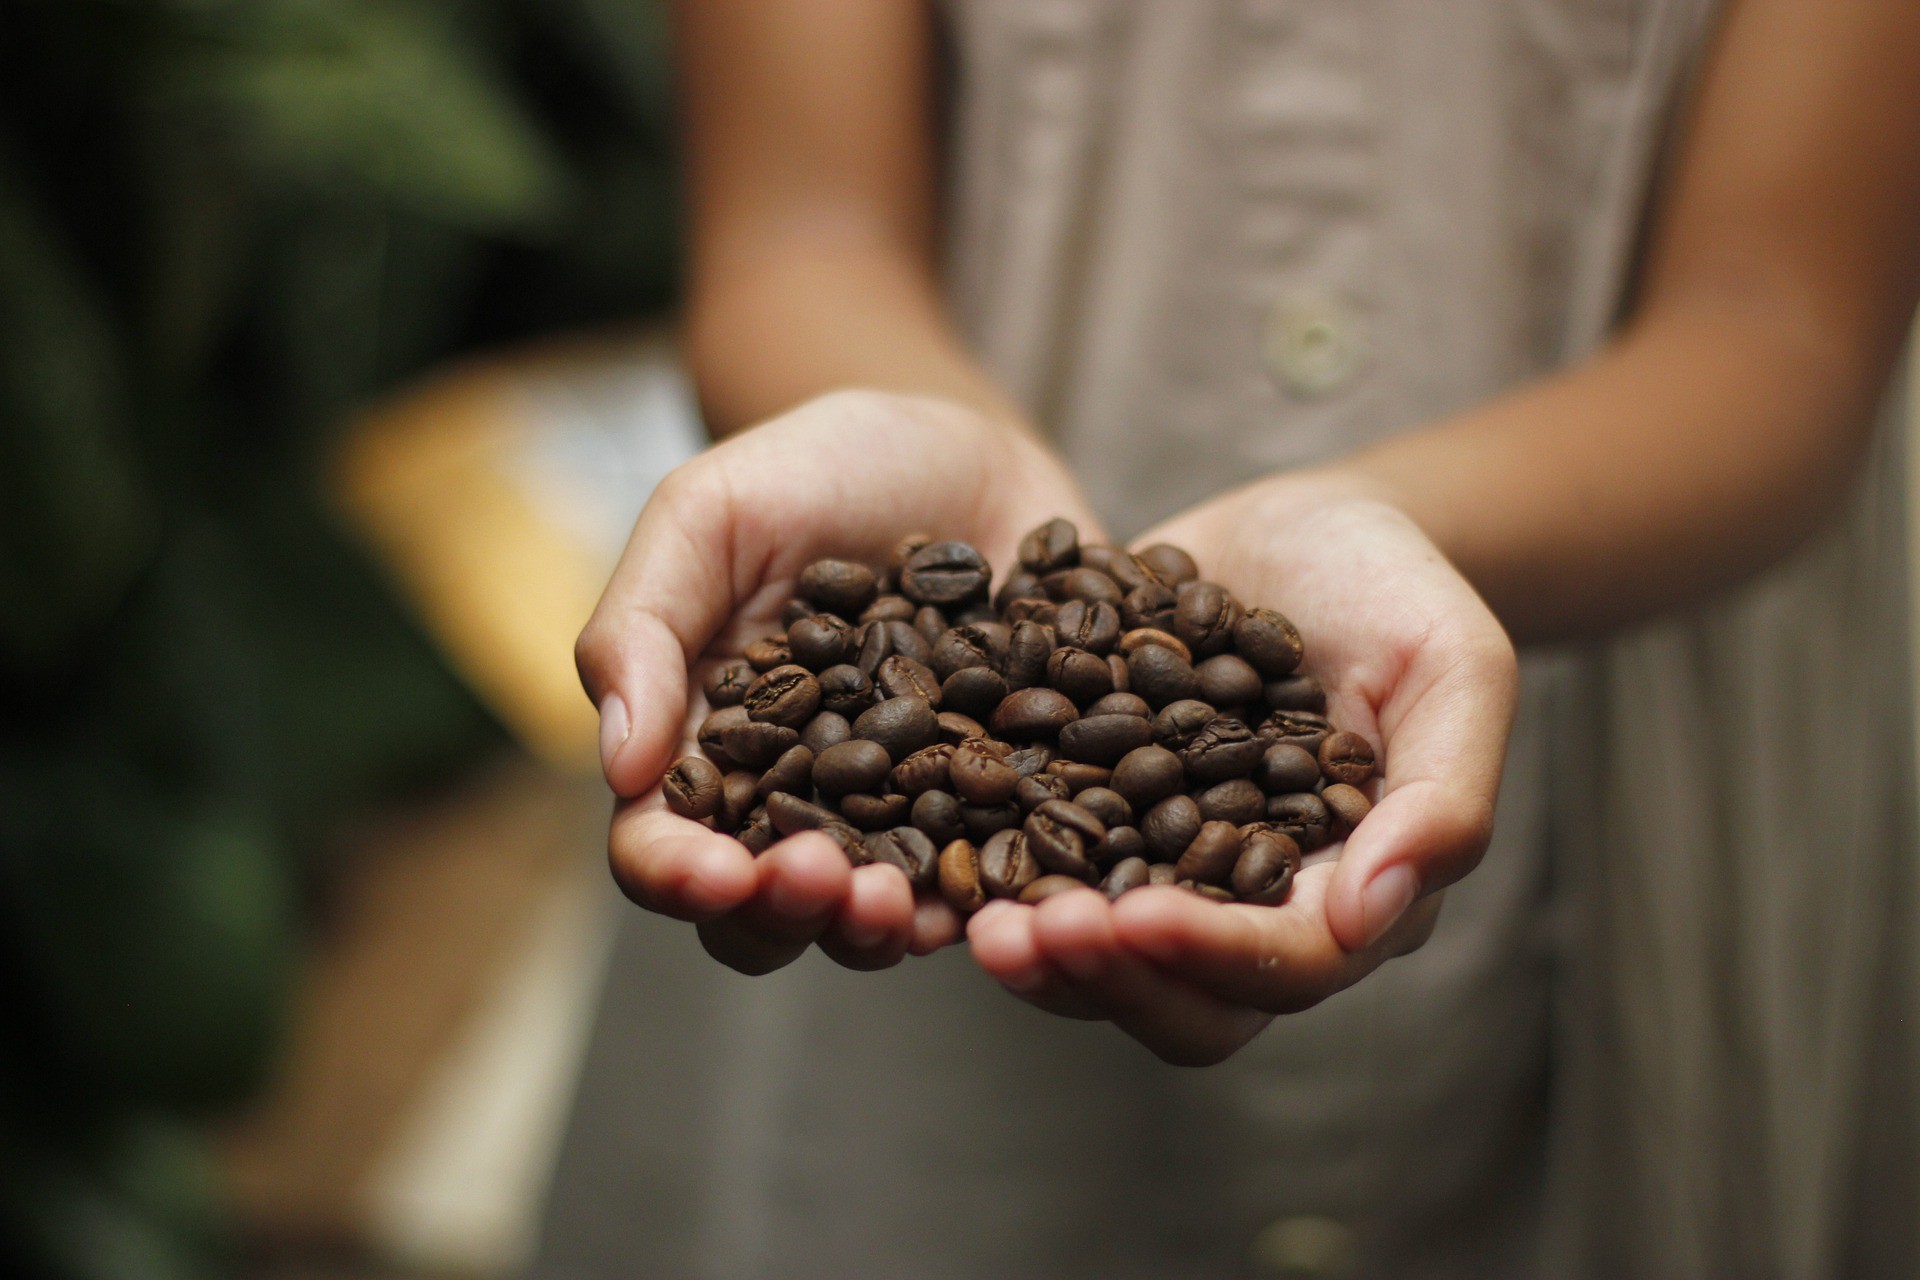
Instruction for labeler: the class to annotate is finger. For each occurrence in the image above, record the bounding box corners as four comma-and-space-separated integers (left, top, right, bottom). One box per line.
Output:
1325, 630, 1516, 951
965, 901, 1106, 1018
691, 833, 852, 975
1029, 889, 1273, 1066
608, 796, 758, 920
817, 863, 916, 971
907, 897, 965, 956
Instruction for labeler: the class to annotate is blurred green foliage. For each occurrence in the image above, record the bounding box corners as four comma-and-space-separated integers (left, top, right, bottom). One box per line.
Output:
0, 1, 678, 1275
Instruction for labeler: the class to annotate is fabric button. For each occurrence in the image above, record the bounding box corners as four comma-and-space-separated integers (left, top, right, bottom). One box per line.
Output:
1248, 1214, 1359, 1276
1262, 294, 1366, 399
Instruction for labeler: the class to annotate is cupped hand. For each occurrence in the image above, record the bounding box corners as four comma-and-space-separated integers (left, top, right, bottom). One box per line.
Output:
575, 389, 1104, 975
969, 475, 1518, 1064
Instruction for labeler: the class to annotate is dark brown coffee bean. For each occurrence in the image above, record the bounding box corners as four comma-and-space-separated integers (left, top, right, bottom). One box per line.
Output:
950, 741, 1019, 805
939, 839, 986, 912
1086, 691, 1152, 719
1054, 599, 1123, 654
1015, 773, 1072, 814
1255, 743, 1322, 794
1176, 820, 1243, 885
722, 720, 801, 769
993, 570, 1042, 612
1111, 744, 1185, 810
820, 820, 869, 864
1319, 731, 1377, 787
787, 614, 852, 670
954, 605, 1002, 629
1174, 582, 1242, 658
738, 809, 776, 854
990, 687, 1079, 739
1233, 830, 1301, 904
1094, 824, 1147, 867
1047, 646, 1114, 706
1020, 874, 1093, 904
1194, 654, 1263, 709
1120, 582, 1178, 633
781, 598, 816, 628
1180, 717, 1263, 785
799, 558, 878, 617
1004, 743, 1057, 779
1102, 550, 1163, 594
1003, 619, 1055, 688
663, 757, 723, 820
1107, 652, 1131, 694
1321, 783, 1373, 838
1128, 644, 1197, 706
1058, 713, 1155, 766
1183, 881, 1235, 903
979, 829, 1041, 898
960, 801, 1023, 841
864, 826, 939, 889
841, 792, 911, 831
890, 743, 956, 796
1001, 597, 1057, 627
1018, 518, 1080, 575
1234, 607, 1304, 677
1118, 627, 1192, 661
1025, 799, 1106, 878
1149, 692, 1218, 747
913, 791, 969, 845
698, 705, 751, 766
941, 666, 1010, 720
1257, 708, 1330, 756
703, 661, 755, 708
1262, 674, 1328, 713
1195, 778, 1266, 827
744, 664, 821, 728
1102, 857, 1151, 900
887, 533, 933, 575
1137, 543, 1199, 585
900, 541, 991, 606
936, 710, 988, 744
876, 654, 944, 706
857, 619, 933, 678
1142, 794, 1203, 861
1042, 567, 1124, 606
766, 790, 838, 836
1268, 791, 1332, 850
815, 664, 874, 718
754, 745, 814, 803
853, 696, 940, 762
1147, 862, 1180, 886
910, 605, 947, 648
860, 594, 916, 624
930, 625, 994, 681
1074, 787, 1134, 829
799, 710, 853, 755
720, 772, 760, 831
1046, 760, 1113, 794
744, 635, 793, 672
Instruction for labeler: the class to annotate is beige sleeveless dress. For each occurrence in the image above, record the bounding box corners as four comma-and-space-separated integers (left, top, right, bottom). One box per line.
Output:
531, 3, 1918, 1276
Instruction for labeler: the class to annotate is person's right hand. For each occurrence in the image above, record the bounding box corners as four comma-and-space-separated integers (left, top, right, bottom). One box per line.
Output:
575, 389, 1104, 976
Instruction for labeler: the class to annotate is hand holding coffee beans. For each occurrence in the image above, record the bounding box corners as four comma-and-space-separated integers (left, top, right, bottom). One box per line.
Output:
664, 519, 1378, 911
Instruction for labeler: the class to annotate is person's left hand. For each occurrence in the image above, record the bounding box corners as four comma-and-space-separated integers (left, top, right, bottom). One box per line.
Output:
967, 475, 1518, 1064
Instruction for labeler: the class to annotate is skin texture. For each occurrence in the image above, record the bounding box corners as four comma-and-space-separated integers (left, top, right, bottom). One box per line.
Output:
575, 0, 1920, 1061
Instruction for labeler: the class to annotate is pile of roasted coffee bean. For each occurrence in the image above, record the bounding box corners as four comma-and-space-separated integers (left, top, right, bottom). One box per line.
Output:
663, 519, 1376, 912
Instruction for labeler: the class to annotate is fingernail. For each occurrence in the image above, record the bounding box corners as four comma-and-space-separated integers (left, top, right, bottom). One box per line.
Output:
598, 692, 630, 779
1361, 864, 1418, 947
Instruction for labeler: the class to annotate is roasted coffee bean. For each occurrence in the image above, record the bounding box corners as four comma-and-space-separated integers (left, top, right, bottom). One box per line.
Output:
1137, 543, 1199, 585
1194, 654, 1263, 709
723, 720, 801, 770
865, 827, 939, 889
1003, 620, 1055, 689
1142, 794, 1203, 861
1319, 730, 1377, 786
1021, 874, 1092, 904
766, 790, 839, 836
855, 618, 933, 677
1106, 652, 1131, 693
1233, 830, 1301, 905
861, 594, 916, 624
1321, 783, 1373, 838
1094, 825, 1147, 867
1257, 708, 1331, 756
1195, 778, 1267, 827
887, 532, 933, 575
1268, 791, 1333, 851
1058, 713, 1155, 766
994, 570, 1042, 612
853, 696, 940, 762
1016, 773, 1072, 813
1183, 881, 1235, 903
900, 541, 992, 605
876, 654, 944, 706
1111, 744, 1185, 810
1127, 644, 1197, 707
890, 743, 956, 796
800, 710, 853, 754
1054, 599, 1123, 654
960, 801, 1023, 842
1004, 743, 1056, 779
1043, 646, 1109, 706
991, 687, 1079, 739
1175, 820, 1242, 885
1025, 800, 1106, 878
1120, 582, 1179, 633
936, 710, 988, 744
979, 829, 1041, 898
1046, 760, 1112, 794
1074, 787, 1134, 830
1147, 862, 1181, 886
950, 601, 1000, 626
1173, 582, 1242, 658
1262, 674, 1328, 713
815, 664, 875, 717
698, 705, 750, 766
1118, 627, 1192, 661
913, 791, 969, 845
744, 664, 821, 728
1019, 518, 1081, 574
942, 666, 1010, 720
664, 757, 724, 820
1255, 743, 1322, 794
799, 558, 878, 617
781, 598, 816, 628
787, 614, 852, 670
1043, 567, 1125, 606
1180, 718, 1264, 785
841, 792, 912, 831
913, 605, 949, 648
1102, 550, 1163, 594
1001, 597, 1057, 627
755, 745, 815, 802
1234, 607, 1304, 677
720, 772, 760, 831
744, 635, 793, 672
738, 810, 776, 854
703, 662, 755, 708
820, 820, 870, 863
939, 840, 987, 912
1086, 691, 1152, 719
950, 741, 1019, 805
1102, 857, 1151, 900
930, 625, 996, 680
